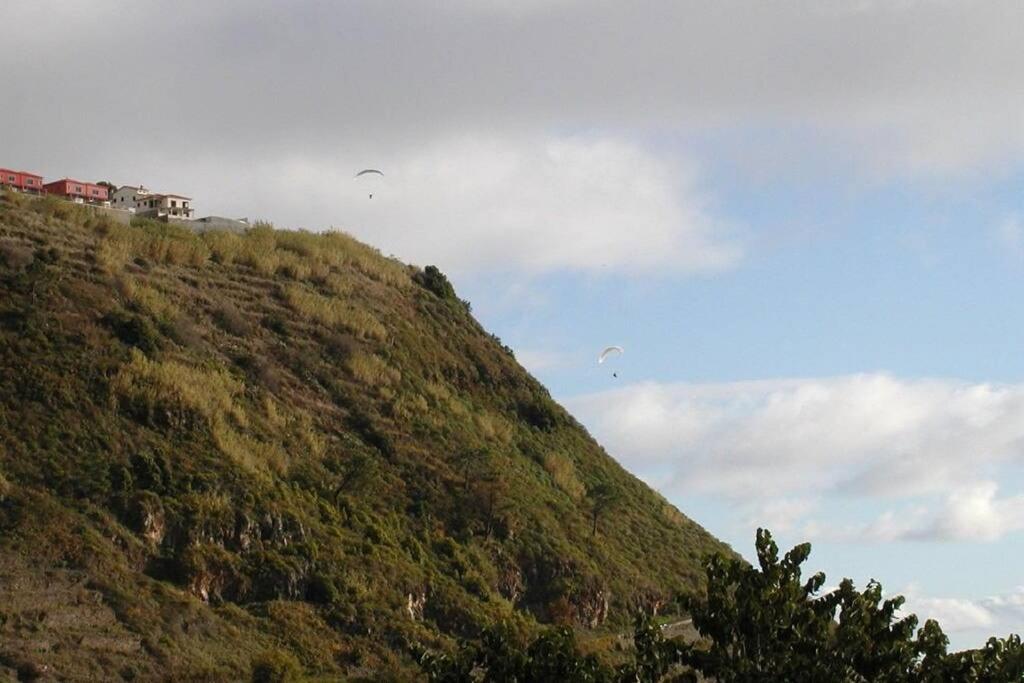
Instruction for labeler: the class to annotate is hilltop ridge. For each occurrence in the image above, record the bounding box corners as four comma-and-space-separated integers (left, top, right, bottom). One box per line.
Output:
0, 192, 727, 680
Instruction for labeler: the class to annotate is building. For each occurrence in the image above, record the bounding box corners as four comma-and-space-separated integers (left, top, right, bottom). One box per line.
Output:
43, 179, 109, 204
0, 168, 44, 194
137, 193, 195, 220
112, 185, 194, 220
110, 185, 151, 210
187, 215, 249, 233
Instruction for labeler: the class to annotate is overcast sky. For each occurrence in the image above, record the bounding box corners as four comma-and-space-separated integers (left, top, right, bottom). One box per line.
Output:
5, 0, 1024, 649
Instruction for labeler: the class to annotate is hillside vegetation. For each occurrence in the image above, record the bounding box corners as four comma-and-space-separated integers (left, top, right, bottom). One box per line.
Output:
0, 192, 726, 681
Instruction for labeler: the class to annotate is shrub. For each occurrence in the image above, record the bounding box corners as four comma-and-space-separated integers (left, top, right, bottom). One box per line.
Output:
250, 650, 301, 683
103, 310, 164, 353
0, 240, 34, 271
214, 301, 254, 337
413, 265, 456, 299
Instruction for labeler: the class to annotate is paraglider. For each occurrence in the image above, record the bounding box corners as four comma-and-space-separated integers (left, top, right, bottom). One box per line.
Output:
597, 346, 623, 364
355, 169, 383, 199
598, 346, 623, 378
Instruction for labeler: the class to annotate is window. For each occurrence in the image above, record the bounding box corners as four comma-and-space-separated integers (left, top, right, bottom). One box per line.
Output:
7, 176, 14, 182
26, 179, 34, 185
171, 200, 177, 208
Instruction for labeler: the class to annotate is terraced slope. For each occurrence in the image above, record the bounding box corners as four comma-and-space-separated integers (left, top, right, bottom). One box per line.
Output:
0, 192, 727, 681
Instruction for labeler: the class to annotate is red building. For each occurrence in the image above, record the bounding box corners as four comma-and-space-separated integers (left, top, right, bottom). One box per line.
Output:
0, 168, 44, 194
43, 178, 109, 203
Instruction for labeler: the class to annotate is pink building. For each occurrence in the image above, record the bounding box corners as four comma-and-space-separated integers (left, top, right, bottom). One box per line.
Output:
0, 168, 44, 194
43, 179, 109, 203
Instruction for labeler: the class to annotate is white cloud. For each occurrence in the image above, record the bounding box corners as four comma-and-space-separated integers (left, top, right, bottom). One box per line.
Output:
901, 584, 1024, 640
904, 593, 997, 633
179, 133, 740, 276
566, 374, 1024, 538
514, 348, 573, 374
831, 483, 1024, 543
746, 498, 818, 534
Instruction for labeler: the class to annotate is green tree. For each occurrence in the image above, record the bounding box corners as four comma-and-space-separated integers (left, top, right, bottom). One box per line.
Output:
417, 529, 1024, 682
586, 482, 621, 537
454, 446, 490, 492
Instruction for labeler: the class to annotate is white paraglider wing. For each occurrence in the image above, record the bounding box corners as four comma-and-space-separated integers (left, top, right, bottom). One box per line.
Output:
597, 346, 624, 364
355, 169, 384, 198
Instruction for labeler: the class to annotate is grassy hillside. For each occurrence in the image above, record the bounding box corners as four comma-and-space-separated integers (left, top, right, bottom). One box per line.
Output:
0, 191, 727, 681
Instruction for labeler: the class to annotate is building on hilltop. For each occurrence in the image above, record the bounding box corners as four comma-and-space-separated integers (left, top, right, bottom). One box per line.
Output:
43, 179, 110, 204
112, 185, 194, 220
187, 215, 249, 233
110, 185, 152, 210
137, 193, 195, 220
0, 168, 44, 194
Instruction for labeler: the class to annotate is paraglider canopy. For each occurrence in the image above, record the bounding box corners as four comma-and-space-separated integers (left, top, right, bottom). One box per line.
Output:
597, 346, 624, 364
355, 169, 384, 198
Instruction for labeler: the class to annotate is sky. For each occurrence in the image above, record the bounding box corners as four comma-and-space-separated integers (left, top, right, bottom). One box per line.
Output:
4, 0, 1024, 650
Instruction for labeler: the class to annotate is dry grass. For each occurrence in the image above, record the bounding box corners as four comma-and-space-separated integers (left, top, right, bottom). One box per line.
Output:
117, 277, 180, 322
282, 284, 388, 340
111, 349, 246, 428
475, 412, 514, 445
543, 453, 586, 501
345, 352, 401, 387
212, 421, 287, 474
97, 222, 210, 272
201, 224, 411, 288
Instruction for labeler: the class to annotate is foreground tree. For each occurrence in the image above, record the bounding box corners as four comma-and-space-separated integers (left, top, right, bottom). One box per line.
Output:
418, 529, 1024, 682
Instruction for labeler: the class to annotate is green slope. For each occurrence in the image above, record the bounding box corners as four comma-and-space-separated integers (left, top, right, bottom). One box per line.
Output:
0, 192, 728, 681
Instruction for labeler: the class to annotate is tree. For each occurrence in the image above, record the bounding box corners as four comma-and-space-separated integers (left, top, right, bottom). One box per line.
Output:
332, 452, 380, 522
470, 470, 509, 538
416, 529, 1024, 682
586, 482, 621, 537
454, 446, 489, 492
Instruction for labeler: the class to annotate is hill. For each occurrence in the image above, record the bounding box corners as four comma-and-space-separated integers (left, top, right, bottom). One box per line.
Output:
0, 192, 727, 681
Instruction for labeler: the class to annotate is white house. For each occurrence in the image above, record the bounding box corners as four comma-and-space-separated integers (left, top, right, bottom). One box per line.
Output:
112, 185, 195, 220
136, 194, 195, 220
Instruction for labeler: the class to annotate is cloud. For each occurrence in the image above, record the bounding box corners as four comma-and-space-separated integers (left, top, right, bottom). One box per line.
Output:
5, 0, 1024, 177
157, 133, 739, 275
902, 585, 1024, 639
821, 483, 1024, 543
566, 375, 1024, 530
514, 348, 574, 374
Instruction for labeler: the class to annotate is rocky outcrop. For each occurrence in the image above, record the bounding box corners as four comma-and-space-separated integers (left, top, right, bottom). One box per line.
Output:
407, 590, 427, 621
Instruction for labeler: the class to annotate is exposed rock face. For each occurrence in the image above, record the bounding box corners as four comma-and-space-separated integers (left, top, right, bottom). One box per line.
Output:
407, 590, 427, 621
497, 564, 524, 605
128, 493, 166, 546
575, 586, 610, 628
520, 555, 610, 627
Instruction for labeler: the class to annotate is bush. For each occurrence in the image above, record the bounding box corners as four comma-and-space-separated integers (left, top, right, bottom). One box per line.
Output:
0, 240, 34, 271
103, 310, 164, 353
214, 301, 254, 337
414, 265, 456, 300
250, 650, 301, 683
